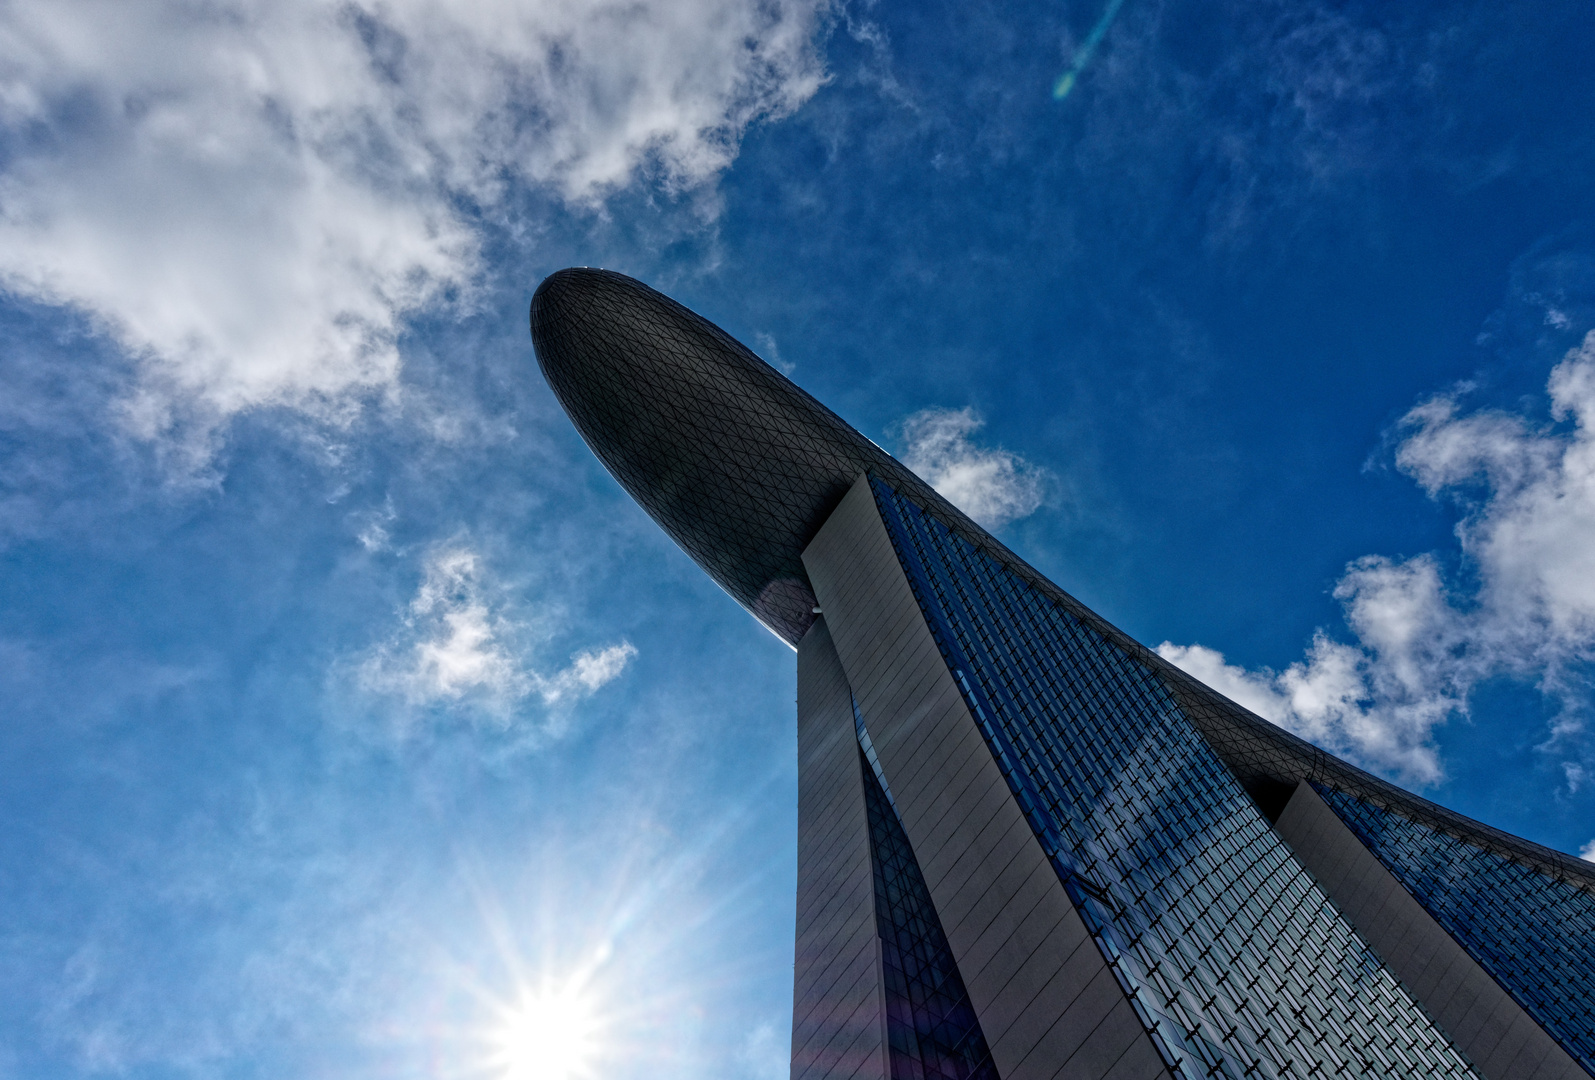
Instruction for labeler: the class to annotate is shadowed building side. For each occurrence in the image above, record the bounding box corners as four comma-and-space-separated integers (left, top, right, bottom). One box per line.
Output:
794, 618, 888, 1080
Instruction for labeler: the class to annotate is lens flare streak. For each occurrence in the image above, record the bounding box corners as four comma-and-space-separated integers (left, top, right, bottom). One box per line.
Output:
1053, 0, 1129, 100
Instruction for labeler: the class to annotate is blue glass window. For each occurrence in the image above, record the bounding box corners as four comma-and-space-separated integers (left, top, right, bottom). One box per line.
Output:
858, 694, 1000, 1080
872, 477, 1478, 1080
1318, 785, 1595, 1073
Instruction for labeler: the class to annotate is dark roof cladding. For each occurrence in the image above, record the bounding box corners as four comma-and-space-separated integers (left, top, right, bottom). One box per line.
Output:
530, 266, 1595, 894
531, 266, 932, 645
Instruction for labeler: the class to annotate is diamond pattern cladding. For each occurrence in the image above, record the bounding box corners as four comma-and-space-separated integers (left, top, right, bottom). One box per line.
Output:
532, 268, 1595, 897
1317, 785, 1595, 1075
872, 476, 1479, 1080
531, 268, 934, 645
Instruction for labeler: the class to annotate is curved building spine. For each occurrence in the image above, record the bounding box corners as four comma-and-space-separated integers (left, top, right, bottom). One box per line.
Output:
530, 267, 1595, 1080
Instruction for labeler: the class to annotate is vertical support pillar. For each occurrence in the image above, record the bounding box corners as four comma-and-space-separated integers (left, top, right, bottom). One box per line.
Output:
1275, 783, 1583, 1080
803, 476, 1170, 1080
792, 618, 888, 1080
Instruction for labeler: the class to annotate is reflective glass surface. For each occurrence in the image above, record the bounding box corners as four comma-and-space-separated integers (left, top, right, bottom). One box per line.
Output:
855, 693, 901, 815
1319, 785, 1595, 1074
859, 702, 1000, 1080
535, 270, 1595, 905
873, 477, 1478, 1080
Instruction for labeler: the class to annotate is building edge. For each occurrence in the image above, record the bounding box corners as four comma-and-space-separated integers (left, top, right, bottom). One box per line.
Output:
804, 476, 1175, 1080
802, 472, 1585, 1080
527, 268, 1595, 1078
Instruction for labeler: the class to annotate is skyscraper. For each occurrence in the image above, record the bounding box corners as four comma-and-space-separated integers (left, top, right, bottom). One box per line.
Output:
530, 267, 1595, 1080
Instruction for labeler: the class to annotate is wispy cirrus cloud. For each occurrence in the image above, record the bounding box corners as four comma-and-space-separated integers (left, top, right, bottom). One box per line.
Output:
1161, 329, 1595, 786
899, 407, 1051, 529
0, 0, 830, 456
357, 543, 635, 729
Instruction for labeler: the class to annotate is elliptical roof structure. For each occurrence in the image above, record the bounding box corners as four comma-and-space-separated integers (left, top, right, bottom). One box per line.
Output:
533, 266, 1595, 1080
534, 266, 922, 645
529, 265, 1595, 896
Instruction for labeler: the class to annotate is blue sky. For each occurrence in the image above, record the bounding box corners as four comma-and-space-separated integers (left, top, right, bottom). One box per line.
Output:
2, 0, 1594, 1076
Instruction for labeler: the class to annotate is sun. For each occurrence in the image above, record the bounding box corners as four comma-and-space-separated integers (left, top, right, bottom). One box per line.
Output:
489, 985, 602, 1080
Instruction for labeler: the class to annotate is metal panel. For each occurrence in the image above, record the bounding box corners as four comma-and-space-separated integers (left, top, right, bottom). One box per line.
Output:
795, 619, 888, 1080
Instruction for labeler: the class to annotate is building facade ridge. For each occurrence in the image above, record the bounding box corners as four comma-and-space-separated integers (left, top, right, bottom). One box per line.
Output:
533, 267, 1595, 1080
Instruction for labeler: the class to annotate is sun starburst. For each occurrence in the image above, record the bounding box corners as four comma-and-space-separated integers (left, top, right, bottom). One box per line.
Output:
487, 984, 602, 1080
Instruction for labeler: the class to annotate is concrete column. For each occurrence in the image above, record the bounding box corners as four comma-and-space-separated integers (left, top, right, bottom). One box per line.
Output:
792, 617, 888, 1080
1275, 782, 1583, 1080
803, 475, 1170, 1080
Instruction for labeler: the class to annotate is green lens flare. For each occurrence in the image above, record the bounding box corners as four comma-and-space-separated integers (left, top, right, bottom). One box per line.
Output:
1053, 0, 1128, 100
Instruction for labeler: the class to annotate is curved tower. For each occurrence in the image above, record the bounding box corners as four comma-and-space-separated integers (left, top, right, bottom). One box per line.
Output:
531, 267, 1595, 1080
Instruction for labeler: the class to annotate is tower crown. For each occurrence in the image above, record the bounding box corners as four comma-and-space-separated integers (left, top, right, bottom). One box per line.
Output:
533, 267, 1595, 1080
532, 266, 928, 645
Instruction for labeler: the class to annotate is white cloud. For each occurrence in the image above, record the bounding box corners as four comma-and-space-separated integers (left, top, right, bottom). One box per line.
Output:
1397, 335, 1595, 656
899, 407, 1049, 528
0, 0, 829, 448
1582, 839, 1595, 863
1161, 329, 1595, 786
557, 642, 640, 702
1157, 554, 1463, 784
358, 544, 635, 722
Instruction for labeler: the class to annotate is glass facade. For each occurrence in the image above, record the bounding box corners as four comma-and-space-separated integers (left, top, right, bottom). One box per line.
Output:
857, 696, 1000, 1080
536, 266, 1595, 1080
872, 476, 1479, 1080
1318, 785, 1595, 1073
